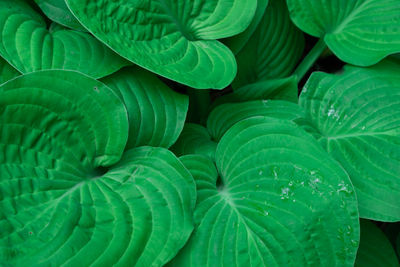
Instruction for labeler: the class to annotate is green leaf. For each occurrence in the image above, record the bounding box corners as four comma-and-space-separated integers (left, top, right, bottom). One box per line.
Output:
355, 220, 400, 267
233, 0, 304, 90
171, 117, 360, 266
66, 0, 258, 89
170, 123, 217, 160
223, 0, 269, 55
287, 0, 400, 66
0, 0, 129, 79
0, 57, 19, 85
299, 59, 400, 221
0, 71, 195, 266
34, 0, 86, 31
101, 67, 188, 150
207, 100, 305, 141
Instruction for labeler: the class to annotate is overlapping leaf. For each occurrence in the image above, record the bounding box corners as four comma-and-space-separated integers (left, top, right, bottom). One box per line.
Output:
299, 59, 400, 221
0, 0, 129, 79
34, 0, 85, 31
233, 0, 304, 90
0, 57, 19, 85
171, 117, 359, 266
66, 0, 258, 89
355, 220, 399, 267
102, 67, 188, 150
287, 0, 400, 66
0, 71, 195, 266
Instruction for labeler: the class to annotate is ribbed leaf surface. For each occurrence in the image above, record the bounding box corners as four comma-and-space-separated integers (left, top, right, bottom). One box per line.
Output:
287, 0, 400, 66
0, 0, 129, 79
0, 71, 195, 266
207, 100, 305, 141
102, 67, 188, 150
66, 0, 258, 89
170, 123, 217, 160
171, 117, 359, 266
34, 0, 85, 31
355, 220, 400, 267
299, 60, 400, 221
0, 57, 19, 85
233, 0, 304, 90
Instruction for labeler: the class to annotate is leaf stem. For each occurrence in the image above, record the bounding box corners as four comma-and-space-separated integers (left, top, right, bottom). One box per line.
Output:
294, 39, 327, 82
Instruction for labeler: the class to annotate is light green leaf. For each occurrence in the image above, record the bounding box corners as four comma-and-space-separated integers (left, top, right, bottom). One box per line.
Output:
66, 0, 258, 89
355, 220, 399, 267
0, 0, 129, 79
34, 0, 86, 31
0, 71, 195, 266
0, 57, 19, 85
223, 0, 269, 55
233, 0, 304, 90
287, 0, 400, 66
207, 100, 305, 141
171, 117, 360, 266
299, 59, 400, 221
170, 123, 217, 160
101, 67, 188, 150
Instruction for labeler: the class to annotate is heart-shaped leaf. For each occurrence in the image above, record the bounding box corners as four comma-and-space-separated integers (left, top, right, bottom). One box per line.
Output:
223, 0, 269, 55
170, 117, 359, 266
233, 0, 304, 90
66, 0, 258, 89
287, 0, 400, 66
355, 220, 400, 267
34, 0, 85, 31
299, 59, 400, 221
0, 0, 129, 79
0, 57, 19, 85
0, 70, 195, 265
101, 67, 188, 150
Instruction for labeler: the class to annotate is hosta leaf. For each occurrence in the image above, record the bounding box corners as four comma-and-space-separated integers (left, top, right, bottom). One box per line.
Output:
207, 100, 305, 141
0, 57, 19, 85
287, 0, 400, 66
101, 67, 188, 150
65, 0, 258, 89
223, 0, 269, 55
299, 60, 400, 221
170, 123, 217, 160
34, 0, 86, 31
0, 71, 195, 266
0, 0, 129, 79
233, 0, 304, 90
171, 117, 359, 266
355, 220, 399, 267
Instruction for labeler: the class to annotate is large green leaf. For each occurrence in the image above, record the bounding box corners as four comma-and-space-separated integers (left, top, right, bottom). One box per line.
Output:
0, 71, 195, 265
233, 0, 304, 90
207, 100, 305, 141
299, 60, 400, 221
66, 0, 258, 89
287, 0, 400, 66
0, 0, 129, 79
355, 220, 399, 267
171, 117, 359, 266
0, 57, 19, 85
101, 67, 188, 150
34, 0, 85, 31
170, 123, 217, 160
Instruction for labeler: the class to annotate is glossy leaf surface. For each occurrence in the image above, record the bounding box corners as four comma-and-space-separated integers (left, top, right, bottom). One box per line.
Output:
0, 71, 195, 266
102, 67, 188, 150
0, 0, 128, 79
287, 0, 400, 66
300, 60, 400, 221
66, 0, 258, 89
171, 117, 359, 266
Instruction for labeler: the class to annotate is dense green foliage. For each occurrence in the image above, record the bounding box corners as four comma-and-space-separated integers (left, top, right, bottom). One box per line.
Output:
1, 0, 400, 266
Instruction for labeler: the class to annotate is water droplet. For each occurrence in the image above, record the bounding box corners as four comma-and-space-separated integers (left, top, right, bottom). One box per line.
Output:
361, 126, 366, 130
280, 187, 290, 200
258, 170, 263, 176
264, 211, 269, 216
351, 240, 359, 247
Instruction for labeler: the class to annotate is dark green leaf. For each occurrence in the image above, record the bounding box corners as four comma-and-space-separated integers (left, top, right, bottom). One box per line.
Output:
0, 57, 19, 85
